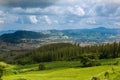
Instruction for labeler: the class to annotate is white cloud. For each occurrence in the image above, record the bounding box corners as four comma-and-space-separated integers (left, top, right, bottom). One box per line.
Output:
44, 15, 52, 25
57, 0, 81, 4
69, 6, 85, 16
44, 5, 85, 16
54, 20, 58, 24
0, 11, 4, 16
44, 6, 65, 14
115, 22, 120, 26
86, 19, 97, 25
4, 14, 18, 23
26, 8, 42, 14
29, 15, 38, 24
115, 7, 120, 16
103, 0, 120, 3
11, 5, 85, 17
0, 11, 5, 24
87, 8, 97, 16
12, 7, 42, 14
0, 19, 4, 24
12, 7, 24, 13
58, 0, 120, 4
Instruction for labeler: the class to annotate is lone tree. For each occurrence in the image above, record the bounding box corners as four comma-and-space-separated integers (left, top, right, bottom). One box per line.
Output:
104, 72, 109, 79
38, 63, 45, 70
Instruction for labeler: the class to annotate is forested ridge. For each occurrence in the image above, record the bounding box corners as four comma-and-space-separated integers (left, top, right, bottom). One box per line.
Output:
12, 42, 120, 65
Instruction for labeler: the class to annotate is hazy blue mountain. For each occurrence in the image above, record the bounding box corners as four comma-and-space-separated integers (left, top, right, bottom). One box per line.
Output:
43, 27, 120, 43
0, 30, 16, 35
64, 27, 118, 37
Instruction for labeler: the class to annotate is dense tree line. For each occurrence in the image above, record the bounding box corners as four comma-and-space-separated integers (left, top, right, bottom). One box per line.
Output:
13, 42, 120, 65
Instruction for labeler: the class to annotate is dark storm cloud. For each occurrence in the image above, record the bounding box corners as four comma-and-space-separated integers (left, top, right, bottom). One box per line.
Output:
0, 0, 56, 8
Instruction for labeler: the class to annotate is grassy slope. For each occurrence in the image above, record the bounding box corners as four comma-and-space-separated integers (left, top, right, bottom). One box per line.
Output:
3, 66, 114, 80
3, 58, 120, 80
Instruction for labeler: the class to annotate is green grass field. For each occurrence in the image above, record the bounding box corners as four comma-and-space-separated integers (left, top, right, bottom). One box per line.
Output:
2, 58, 120, 80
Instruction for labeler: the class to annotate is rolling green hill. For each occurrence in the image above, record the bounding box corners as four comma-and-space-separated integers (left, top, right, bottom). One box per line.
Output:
0, 30, 49, 43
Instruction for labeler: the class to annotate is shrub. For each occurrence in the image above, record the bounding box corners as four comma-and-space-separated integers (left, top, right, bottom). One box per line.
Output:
114, 61, 119, 65
112, 67, 115, 73
38, 63, 45, 70
0, 62, 8, 68
16, 58, 32, 65
13, 70, 19, 74
80, 56, 101, 67
104, 72, 109, 79
91, 77, 100, 80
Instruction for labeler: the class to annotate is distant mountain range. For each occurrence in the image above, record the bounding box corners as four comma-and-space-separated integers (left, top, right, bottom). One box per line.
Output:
64, 27, 120, 43
0, 27, 120, 43
0, 30, 16, 35
42, 27, 120, 43
61, 27, 119, 38
0, 30, 49, 43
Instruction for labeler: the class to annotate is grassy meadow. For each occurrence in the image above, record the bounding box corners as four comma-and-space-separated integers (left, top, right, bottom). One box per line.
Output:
2, 58, 120, 80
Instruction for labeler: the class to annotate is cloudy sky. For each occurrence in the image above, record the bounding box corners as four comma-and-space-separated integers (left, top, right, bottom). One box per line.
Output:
0, 0, 120, 30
